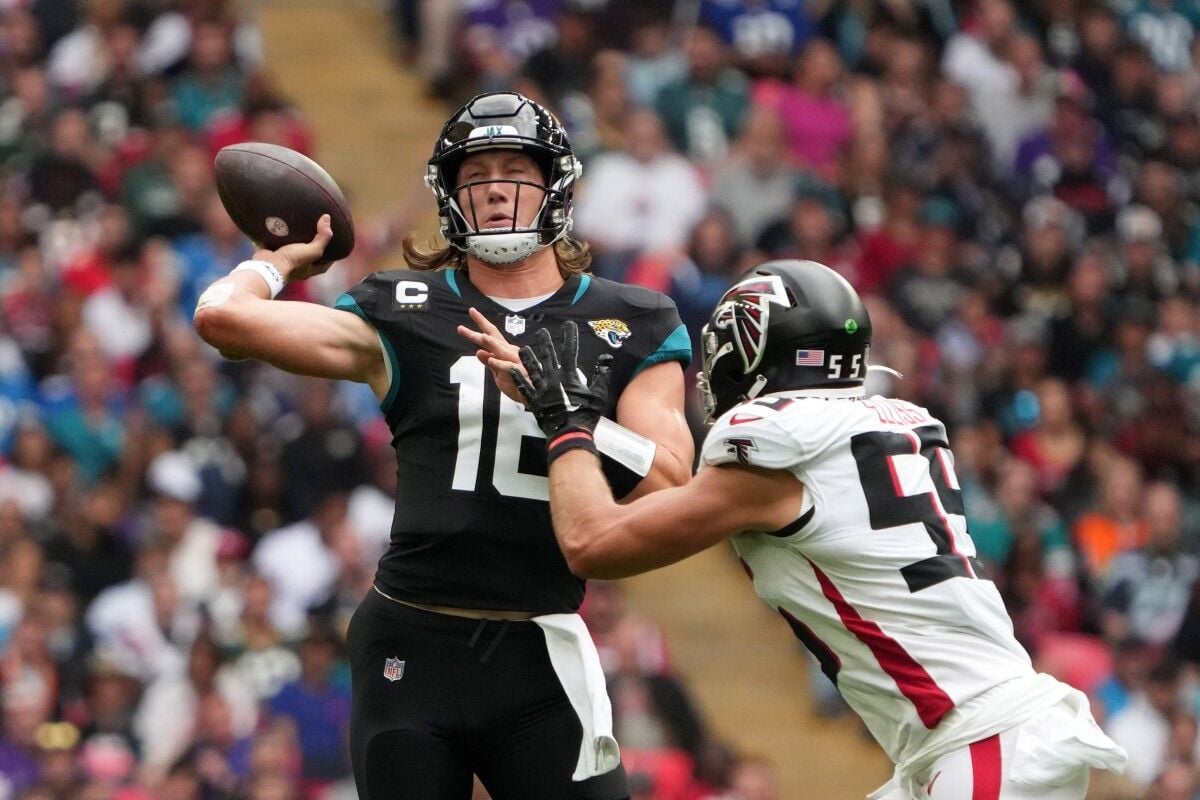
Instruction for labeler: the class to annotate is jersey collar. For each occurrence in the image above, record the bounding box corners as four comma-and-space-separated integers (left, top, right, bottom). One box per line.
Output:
453, 268, 583, 317
767, 386, 866, 401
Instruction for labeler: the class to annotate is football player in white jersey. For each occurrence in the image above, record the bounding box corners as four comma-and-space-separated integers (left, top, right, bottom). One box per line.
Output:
508, 260, 1128, 800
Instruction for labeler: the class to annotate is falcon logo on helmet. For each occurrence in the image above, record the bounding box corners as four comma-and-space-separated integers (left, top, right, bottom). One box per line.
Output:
711, 274, 792, 373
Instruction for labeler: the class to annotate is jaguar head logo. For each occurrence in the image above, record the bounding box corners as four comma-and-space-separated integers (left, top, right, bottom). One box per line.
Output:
588, 319, 632, 349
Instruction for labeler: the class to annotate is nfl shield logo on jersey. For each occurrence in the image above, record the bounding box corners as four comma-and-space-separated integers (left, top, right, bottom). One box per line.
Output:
383, 657, 405, 682
505, 315, 526, 336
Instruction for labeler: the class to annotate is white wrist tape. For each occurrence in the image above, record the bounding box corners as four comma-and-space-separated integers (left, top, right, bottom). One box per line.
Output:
594, 417, 656, 477
231, 260, 285, 299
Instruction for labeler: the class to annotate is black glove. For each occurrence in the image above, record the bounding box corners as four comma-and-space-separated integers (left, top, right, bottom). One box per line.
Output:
511, 320, 614, 464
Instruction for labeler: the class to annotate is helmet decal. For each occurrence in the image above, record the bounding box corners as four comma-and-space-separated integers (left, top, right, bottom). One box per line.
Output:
711, 274, 792, 373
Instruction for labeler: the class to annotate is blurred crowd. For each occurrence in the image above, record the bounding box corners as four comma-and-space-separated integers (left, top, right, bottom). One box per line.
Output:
15, 0, 1200, 798
0, 1, 787, 799
390, 0, 1200, 797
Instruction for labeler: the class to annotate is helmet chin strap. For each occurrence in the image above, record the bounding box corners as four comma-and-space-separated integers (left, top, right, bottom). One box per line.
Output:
867, 364, 904, 380
465, 231, 544, 265
744, 375, 769, 401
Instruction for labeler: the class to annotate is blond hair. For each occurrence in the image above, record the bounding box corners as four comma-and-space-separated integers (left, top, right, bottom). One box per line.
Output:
400, 233, 592, 278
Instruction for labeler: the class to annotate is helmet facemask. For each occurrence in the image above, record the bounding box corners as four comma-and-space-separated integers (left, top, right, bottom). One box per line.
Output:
431, 157, 575, 265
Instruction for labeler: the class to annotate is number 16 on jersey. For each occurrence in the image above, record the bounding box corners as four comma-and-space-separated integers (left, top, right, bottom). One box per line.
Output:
449, 356, 550, 501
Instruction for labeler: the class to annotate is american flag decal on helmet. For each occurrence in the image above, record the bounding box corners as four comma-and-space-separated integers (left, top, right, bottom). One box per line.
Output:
795, 349, 825, 366
712, 274, 792, 373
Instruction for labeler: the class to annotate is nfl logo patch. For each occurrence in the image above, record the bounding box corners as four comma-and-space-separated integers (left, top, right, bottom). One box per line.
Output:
505, 315, 526, 336
383, 657, 405, 682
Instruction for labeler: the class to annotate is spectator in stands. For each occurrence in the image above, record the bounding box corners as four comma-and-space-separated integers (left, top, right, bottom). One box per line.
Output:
519, 5, 600, 110
1106, 658, 1189, 788
1086, 300, 1160, 438
657, 208, 745, 365
279, 379, 367, 523
1121, 0, 1200, 73
754, 179, 854, 278
145, 450, 223, 610
759, 37, 849, 180
1113, 204, 1179, 305
624, 18, 685, 108
27, 107, 104, 216
42, 332, 125, 486
710, 106, 801, 249
1133, 159, 1194, 262
1008, 377, 1088, 501
654, 24, 749, 168
944, 2, 1048, 175
573, 108, 707, 277
44, 0, 129, 99
551, 49, 629, 163
1046, 247, 1114, 382
250, 492, 344, 639
1073, 456, 1148, 582
43, 478, 134, 608
887, 197, 967, 334
267, 625, 351, 784
701, 0, 813, 80
170, 16, 245, 134
219, 573, 301, 703
1102, 482, 1199, 647
134, 633, 255, 781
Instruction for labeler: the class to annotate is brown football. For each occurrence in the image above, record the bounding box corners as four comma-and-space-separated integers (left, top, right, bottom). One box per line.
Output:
214, 142, 355, 262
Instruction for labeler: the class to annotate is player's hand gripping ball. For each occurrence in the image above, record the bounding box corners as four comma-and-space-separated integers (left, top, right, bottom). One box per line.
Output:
214, 142, 355, 263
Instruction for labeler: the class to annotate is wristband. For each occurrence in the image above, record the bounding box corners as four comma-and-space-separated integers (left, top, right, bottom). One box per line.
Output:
231, 260, 285, 299
546, 430, 598, 465
594, 417, 657, 477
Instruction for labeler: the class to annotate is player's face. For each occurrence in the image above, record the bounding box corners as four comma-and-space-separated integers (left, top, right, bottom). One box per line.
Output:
454, 151, 547, 234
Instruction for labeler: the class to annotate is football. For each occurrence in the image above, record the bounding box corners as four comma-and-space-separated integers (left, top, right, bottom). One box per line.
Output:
214, 142, 355, 262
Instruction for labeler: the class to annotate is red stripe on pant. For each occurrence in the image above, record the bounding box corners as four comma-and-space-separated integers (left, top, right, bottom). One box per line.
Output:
969, 734, 1002, 800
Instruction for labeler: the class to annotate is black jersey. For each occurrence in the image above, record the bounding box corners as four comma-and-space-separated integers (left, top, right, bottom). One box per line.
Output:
334, 268, 690, 613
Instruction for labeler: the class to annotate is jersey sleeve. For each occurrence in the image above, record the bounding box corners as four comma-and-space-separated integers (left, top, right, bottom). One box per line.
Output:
333, 272, 404, 413
632, 294, 692, 376
701, 410, 804, 471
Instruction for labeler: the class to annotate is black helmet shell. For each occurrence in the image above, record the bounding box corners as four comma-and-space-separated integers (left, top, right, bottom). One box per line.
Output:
699, 260, 872, 421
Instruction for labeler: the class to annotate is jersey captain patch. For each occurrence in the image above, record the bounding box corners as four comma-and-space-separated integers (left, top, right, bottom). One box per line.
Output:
588, 319, 632, 348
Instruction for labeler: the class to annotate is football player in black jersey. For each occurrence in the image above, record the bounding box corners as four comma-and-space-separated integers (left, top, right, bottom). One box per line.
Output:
193, 93, 693, 800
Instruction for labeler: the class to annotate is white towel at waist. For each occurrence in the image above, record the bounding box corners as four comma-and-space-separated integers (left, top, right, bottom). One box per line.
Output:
533, 612, 622, 781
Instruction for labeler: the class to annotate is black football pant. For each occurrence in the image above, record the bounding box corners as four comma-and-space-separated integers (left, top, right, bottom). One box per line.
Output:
347, 588, 630, 800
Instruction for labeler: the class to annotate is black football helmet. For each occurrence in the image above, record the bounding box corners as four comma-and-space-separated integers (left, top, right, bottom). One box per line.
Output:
697, 260, 872, 422
424, 92, 582, 265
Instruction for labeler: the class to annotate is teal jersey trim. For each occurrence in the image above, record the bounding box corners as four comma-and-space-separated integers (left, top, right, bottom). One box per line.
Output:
571, 274, 591, 305
444, 269, 461, 297
634, 323, 692, 376
333, 293, 402, 413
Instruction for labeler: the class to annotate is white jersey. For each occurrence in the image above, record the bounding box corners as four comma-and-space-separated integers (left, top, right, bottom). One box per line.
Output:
701, 388, 1035, 765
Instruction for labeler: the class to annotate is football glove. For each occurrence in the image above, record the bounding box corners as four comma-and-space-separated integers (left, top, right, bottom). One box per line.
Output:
511, 320, 614, 464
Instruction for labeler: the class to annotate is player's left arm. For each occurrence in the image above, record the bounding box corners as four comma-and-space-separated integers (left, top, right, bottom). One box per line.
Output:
613, 360, 693, 498
549, 451, 804, 579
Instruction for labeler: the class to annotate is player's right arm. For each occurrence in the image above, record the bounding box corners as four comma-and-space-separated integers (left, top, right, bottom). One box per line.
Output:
550, 453, 804, 579
192, 214, 390, 399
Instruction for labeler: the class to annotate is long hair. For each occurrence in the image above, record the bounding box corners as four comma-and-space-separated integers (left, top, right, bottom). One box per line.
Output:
400, 233, 592, 277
